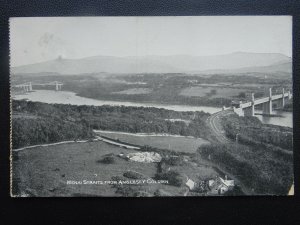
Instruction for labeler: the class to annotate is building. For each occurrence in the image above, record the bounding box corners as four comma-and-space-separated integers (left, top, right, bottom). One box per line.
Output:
208, 176, 235, 195
185, 179, 195, 190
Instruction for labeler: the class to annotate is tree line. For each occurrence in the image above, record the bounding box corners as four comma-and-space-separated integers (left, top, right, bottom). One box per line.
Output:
221, 114, 293, 150
12, 100, 212, 148
198, 143, 293, 195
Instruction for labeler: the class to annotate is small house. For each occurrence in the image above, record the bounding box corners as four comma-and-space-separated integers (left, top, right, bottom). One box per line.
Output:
208, 176, 235, 195
185, 179, 195, 190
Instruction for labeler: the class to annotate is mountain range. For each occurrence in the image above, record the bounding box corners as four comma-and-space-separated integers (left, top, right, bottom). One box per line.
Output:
11, 52, 292, 75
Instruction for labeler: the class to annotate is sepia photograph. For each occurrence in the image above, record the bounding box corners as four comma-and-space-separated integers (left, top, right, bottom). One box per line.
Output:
10, 16, 294, 197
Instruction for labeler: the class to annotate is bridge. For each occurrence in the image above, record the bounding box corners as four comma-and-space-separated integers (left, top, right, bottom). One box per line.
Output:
207, 87, 293, 145
13, 81, 63, 92
226, 88, 292, 116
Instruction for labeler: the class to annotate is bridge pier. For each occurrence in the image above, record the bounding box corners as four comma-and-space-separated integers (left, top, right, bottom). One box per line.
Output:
55, 82, 59, 91
20, 83, 32, 92
275, 88, 285, 108
262, 88, 272, 115
29, 82, 32, 91
23, 85, 29, 92
55, 82, 62, 91
233, 107, 244, 116
282, 88, 285, 108
262, 101, 272, 114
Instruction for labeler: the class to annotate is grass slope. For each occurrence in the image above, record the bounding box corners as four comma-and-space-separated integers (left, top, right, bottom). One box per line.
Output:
96, 131, 210, 153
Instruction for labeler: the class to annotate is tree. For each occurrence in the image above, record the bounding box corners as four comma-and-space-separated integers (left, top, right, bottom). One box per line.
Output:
238, 92, 246, 98
210, 89, 217, 95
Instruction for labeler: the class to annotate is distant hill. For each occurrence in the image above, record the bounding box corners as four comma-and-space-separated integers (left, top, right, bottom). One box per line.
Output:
196, 61, 292, 75
11, 52, 292, 75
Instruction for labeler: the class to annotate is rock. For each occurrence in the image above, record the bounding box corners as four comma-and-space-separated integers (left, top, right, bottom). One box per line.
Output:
127, 152, 162, 163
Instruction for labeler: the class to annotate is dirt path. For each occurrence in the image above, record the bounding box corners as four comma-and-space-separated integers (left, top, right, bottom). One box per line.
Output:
13, 135, 141, 152
96, 136, 140, 149
13, 139, 92, 152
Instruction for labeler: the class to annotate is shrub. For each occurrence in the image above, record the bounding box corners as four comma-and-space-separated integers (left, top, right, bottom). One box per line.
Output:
97, 154, 115, 164
154, 189, 172, 197
238, 92, 246, 98
155, 170, 185, 187
163, 155, 184, 166
114, 183, 145, 197
133, 191, 153, 197
210, 89, 217, 95
114, 185, 135, 197
123, 171, 145, 179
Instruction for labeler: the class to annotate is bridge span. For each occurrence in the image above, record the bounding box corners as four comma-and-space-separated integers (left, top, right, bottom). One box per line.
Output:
226, 88, 292, 117
13, 81, 63, 92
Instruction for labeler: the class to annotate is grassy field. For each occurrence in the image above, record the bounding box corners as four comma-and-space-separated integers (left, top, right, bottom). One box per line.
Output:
179, 86, 246, 98
12, 141, 219, 197
95, 131, 210, 153
13, 141, 154, 197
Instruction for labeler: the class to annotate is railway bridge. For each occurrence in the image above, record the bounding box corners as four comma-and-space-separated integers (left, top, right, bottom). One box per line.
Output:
226, 88, 292, 116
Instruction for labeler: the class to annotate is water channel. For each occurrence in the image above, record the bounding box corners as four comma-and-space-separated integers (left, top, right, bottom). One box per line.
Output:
13, 90, 293, 128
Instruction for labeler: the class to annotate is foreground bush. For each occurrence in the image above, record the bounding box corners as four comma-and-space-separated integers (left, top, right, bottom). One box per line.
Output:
111, 176, 146, 197
123, 171, 145, 179
133, 191, 153, 197
155, 170, 185, 187
162, 155, 184, 166
97, 154, 115, 164
198, 143, 293, 195
154, 189, 172, 197
221, 114, 293, 150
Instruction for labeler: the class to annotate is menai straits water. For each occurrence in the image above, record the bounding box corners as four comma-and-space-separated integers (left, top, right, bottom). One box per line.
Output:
12, 90, 293, 128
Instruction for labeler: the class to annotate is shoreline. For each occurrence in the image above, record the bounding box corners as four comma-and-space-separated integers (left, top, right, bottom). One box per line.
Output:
12, 90, 221, 113
74, 92, 225, 109
12, 90, 293, 127
254, 113, 284, 118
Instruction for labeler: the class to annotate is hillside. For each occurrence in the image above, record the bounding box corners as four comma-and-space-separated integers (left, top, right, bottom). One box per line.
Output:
197, 61, 292, 75
11, 52, 292, 75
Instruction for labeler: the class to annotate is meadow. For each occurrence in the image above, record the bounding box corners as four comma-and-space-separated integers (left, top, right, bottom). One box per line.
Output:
12, 141, 218, 197
13, 141, 160, 197
95, 130, 210, 153
179, 86, 247, 98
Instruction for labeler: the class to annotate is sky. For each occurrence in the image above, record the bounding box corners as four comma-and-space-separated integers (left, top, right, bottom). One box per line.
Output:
10, 16, 292, 67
